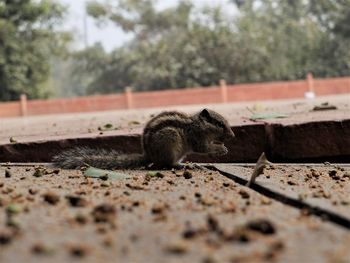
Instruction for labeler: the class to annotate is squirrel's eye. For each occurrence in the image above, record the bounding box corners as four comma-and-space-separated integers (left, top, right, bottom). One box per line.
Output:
218, 122, 225, 128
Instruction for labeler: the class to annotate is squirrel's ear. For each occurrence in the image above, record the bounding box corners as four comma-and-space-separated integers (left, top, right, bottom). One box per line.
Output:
200, 108, 211, 119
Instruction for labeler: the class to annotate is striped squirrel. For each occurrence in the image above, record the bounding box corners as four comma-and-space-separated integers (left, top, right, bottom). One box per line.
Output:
53, 109, 235, 169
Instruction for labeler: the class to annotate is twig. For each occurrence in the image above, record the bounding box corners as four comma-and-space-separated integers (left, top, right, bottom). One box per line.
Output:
246, 152, 271, 187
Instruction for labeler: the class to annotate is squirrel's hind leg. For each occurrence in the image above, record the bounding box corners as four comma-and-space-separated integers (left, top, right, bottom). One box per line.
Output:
145, 128, 185, 168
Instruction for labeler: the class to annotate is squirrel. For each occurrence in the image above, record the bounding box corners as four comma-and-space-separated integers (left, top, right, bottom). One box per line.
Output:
52, 108, 235, 169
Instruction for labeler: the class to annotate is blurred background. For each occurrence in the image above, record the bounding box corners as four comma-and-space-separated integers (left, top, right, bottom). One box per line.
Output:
0, 0, 349, 103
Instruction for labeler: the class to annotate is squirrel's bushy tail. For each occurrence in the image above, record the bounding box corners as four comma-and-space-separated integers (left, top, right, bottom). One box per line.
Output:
52, 147, 146, 169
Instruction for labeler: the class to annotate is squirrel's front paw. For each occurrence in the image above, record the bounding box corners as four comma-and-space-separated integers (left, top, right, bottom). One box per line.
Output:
212, 145, 228, 156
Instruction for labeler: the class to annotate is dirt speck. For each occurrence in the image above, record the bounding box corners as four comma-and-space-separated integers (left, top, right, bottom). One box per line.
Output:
246, 219, 276, 235
92, 203, 116, 223
43, 192, 60, 205
75, 213, 88, 225
165, 240, 188, 254
5, 170, 12, 178
183, 170, 193, 179
29, 188, 39, 195
66, 195, 88, 207
31, 243, 54, 255
0, 231, 13, 245
33, 169, 44, 178
151, 203, 168, 214
238, 189, 250, 199
69, 244, 89, 257
287, 180, 298, 185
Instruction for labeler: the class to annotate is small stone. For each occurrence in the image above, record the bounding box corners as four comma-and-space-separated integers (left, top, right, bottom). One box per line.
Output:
261, 197, 272, 205
165, 240, 188, 254
5, 170, 12, 178
287, 180, 298, 185
65, 195, 88, 207
69, 244, 89, 257
125, 183, 144, 190
100, 182, 110, 187
128, 120, 141, 125
145, 171, 164, 179
167, 179, 175, 185
151, 203, 168, 214
92, 203, 116, 223
340, 200, 349, 205
194, 192, 202, 198
43, 192, 60, 205
207, 215, 220, 232
31, 243, 54, 255
0, 231, 13, 245
104, 123, 113, 129
182, 228, 197, 239
132, 201, 140, 207
183, 170, 192, 179
52, 169, 60, 174
298, 193, 307, 201
328, 170, 337, 177
246, 219, 276, 235
75, 214, 88, 225
226, 228, 250, 243
343, 173, 350, 179
238, 189, 250, 199
33, 169, 44, 178
311, 171, 320, 178
9, 137, 17, 143
29, 188, 38, 195
99, 174, 109, 181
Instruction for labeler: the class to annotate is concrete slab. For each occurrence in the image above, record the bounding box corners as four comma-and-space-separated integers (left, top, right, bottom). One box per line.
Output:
212, 163, 350, 227
0, 164, 349, 263
0, 94, 349, 162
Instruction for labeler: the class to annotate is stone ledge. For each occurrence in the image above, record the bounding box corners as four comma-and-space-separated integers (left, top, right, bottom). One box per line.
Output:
0, 119, 349, 163
266, 119, 350, 162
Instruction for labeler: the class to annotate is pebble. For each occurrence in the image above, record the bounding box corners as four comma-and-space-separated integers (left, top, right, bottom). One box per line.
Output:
43, 192, 60, 205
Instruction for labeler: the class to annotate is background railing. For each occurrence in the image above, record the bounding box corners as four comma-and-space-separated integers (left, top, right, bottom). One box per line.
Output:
1, 73, 349, 117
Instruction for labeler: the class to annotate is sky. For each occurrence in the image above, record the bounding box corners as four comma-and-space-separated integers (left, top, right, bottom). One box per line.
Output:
59, 0, 231, 52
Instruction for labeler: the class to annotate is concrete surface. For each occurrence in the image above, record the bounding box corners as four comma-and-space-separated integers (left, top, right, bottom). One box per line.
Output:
1, 94, 349, 163
1, 94, 349, 144
0, 164, 349, 263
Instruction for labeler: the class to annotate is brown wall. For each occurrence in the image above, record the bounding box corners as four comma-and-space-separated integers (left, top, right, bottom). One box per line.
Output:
1, 75, 349, 118
0, 101, 21, 117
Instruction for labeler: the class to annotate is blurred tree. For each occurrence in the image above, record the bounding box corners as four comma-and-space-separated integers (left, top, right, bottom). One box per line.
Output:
0, 0, 68, 101
72, 0, 349, 95
84, 0, 263, 94
234, 0, 350, 78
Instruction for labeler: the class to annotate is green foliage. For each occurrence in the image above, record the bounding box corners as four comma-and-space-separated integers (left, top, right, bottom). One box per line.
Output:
0, 0, 68, 101
67, 0, 350, 96
81, 1, 255, 94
